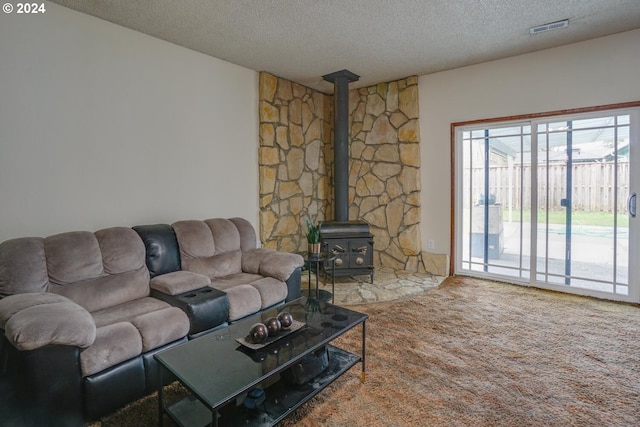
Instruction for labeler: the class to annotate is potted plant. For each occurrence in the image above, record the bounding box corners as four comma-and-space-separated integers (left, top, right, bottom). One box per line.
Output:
304, 214, 321, 256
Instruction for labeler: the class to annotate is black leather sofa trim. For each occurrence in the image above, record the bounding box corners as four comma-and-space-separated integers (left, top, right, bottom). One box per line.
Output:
141, 337, 186, 394
133, 224, 181, 278
3, 341, 84, 427
84, 356, 146, 421
286, 267, 302, 302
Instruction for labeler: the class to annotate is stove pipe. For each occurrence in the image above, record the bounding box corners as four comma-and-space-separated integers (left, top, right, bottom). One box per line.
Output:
322, 69, 360, 222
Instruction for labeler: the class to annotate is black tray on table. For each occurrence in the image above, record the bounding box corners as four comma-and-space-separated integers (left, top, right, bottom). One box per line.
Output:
235, 320, 306, 350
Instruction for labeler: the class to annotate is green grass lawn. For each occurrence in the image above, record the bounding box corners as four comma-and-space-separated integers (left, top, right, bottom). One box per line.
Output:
505, 209, 629, 227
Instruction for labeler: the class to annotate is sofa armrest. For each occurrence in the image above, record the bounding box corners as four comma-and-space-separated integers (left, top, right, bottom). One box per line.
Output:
242, 249, 304, 282
150, 271, 211, 296
0, 293, 96, 351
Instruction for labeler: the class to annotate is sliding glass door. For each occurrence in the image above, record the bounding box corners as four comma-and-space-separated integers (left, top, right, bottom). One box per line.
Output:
455, 107, 639, 302
460, 124, 531, 280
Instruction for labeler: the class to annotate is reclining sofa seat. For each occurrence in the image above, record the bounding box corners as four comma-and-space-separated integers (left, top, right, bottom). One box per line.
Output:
0, 227, 190, 425
0, 217, 304, 425
171, 218, 304, 322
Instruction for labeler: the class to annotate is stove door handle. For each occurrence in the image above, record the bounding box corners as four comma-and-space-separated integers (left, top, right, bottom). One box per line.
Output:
332, 245, 346, 255
353, 245, 368, 254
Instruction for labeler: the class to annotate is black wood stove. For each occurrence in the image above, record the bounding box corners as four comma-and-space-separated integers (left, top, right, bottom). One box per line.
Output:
320, 70, 374, 283
320, 221, 374, 283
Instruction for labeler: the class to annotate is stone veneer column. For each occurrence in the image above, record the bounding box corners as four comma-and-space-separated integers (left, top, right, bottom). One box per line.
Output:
347, 77, 423, 271
258, 72, 332, 252
259, 73, 423, 272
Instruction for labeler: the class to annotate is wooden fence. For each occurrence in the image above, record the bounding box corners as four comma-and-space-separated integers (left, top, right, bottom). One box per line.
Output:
466, 161, 629, 213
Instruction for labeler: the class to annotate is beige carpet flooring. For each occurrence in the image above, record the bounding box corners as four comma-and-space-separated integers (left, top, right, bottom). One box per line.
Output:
92, 276, 640, 427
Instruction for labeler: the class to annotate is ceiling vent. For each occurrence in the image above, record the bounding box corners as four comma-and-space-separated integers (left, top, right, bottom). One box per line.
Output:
530, 19, 569, 35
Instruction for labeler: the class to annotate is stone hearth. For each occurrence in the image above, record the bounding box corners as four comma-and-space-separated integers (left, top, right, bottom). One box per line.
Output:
301, 268, 445, 306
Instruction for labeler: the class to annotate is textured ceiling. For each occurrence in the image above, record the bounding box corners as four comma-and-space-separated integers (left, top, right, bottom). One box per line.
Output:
50, 0, 640, 93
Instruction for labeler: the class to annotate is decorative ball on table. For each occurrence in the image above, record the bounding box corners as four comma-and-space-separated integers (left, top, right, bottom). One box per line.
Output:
248, 323, 268, 344
277, 312, 294, 330
265, 317, 281, 336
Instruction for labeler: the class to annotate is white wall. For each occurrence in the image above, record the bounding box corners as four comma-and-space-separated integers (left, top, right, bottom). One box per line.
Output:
0, 4, 259, 241
419, 29, 640, 256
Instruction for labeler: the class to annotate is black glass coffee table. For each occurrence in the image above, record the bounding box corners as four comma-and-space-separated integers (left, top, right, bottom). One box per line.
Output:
155, 297, 367, 427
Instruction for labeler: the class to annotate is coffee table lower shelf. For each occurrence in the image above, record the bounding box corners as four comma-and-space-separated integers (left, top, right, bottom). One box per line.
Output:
165, 345, 361, 427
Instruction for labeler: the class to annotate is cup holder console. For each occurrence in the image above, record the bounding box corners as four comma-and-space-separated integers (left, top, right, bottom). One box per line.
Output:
151, 286, 229, 337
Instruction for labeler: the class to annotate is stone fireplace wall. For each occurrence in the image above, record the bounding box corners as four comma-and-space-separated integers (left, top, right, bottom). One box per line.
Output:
346, 77, 422, 271
258, 73, 423, 272
258, 72, 332, 252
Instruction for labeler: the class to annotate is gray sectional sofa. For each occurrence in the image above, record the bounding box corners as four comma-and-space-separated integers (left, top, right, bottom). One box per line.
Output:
0, 217, 303, 426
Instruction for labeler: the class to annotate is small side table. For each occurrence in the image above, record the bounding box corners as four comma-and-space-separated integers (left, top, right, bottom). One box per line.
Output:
301, 253, 336, 303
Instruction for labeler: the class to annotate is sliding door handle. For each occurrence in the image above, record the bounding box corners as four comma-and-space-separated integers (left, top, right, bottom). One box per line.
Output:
628, 192, 637, 218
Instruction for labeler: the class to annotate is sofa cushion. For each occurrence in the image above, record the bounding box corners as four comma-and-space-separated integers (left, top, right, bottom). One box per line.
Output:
150, 271, 211, 296
172, 220, 216, 259
96, 227, 146, 275
80, 322, 142, 377
46, 227, 150, 312
174, 220, 244, 278
241, 248, 273, 275
45, 231, 103, 285
129, 307, 189, 352
220, 284, 262, 322
210, 274, 284, 321
91, 297, 171, 327
228, 217, 258, 252
204, 218, 241, 253
0, 237, 49, 296
186, 251, 242, 279
50, 268, 150, 313
250, 277, 288, 309
91, 296, 189, 352
210, 272, 264, 289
